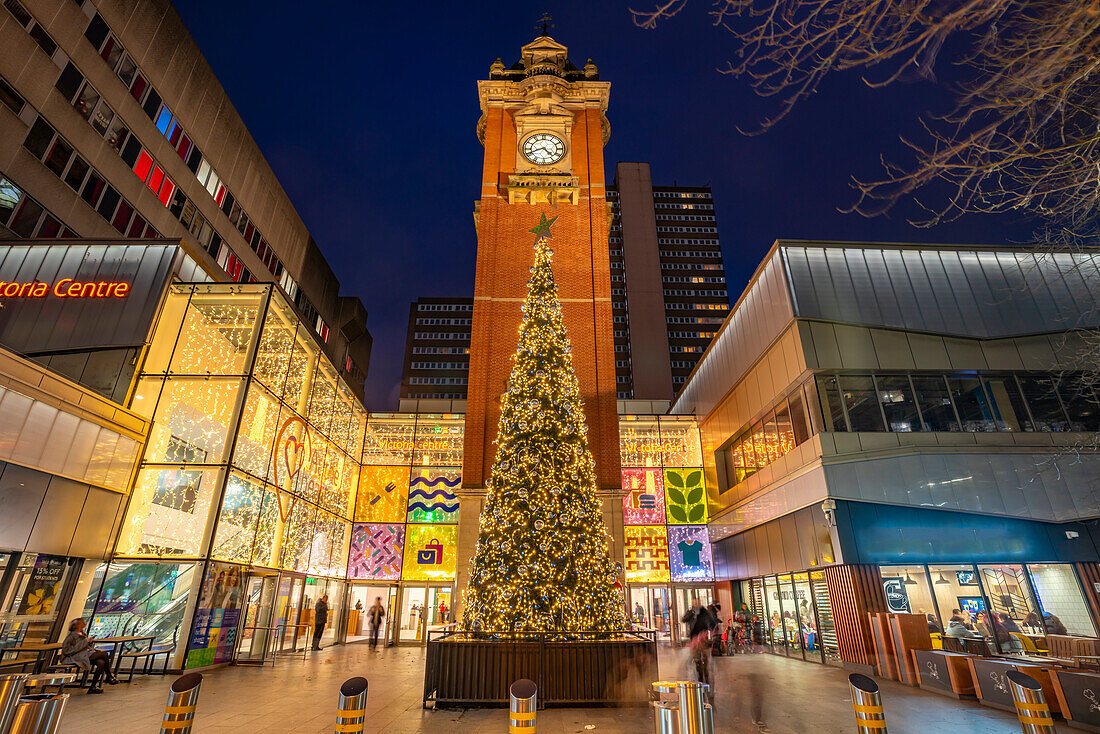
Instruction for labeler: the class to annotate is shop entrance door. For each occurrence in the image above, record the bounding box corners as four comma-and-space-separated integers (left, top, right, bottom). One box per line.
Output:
235, 571, 279, 662
395, 585, 454, 644
628, 585, 672, 643
345, 584, 396, 645
673, 586, 714, 645
275, 573, 306, 652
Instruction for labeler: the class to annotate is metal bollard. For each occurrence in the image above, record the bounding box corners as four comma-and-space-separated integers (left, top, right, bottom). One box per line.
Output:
651, 681, 679, 734
1006, 670, 1055, 734
334, 676, 368, 734
509, 679, 537, 734
160, 672, 202, 734
849, 673, 887, 733
676, 681, 712, 734
9, 693, 67, 734
0, 673, 29, 733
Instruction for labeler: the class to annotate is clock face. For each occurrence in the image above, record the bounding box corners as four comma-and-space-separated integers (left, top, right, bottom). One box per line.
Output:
522, 133, 565, 165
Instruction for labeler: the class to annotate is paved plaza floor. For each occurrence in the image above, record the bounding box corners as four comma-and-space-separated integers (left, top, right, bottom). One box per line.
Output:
58, 644, 1030, 733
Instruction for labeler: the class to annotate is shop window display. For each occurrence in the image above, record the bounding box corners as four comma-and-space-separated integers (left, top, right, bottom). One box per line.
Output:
880, 566, 938, 626
87, 561, 196, 648
664, 468, 707, 524
407, 468, 460, 524
668, 526, 713, 582
347, 524, 404, 580
185, 562, 245, 667
355, 465, 410, 523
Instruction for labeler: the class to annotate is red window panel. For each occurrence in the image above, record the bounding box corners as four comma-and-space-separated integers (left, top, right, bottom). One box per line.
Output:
37, 216, 61, 238
147, 165, 164, 195
130, 75, 146, 102
99, 37, 115, 62
111, 199, 133, 233
243, 222, 255, 242
158, 178, 175, 207
127, 214, 146, 238
133, 150, 153, 182
176, 134, 191, 161
214, 184, 226, 206
143, 223, 159, 238
167, 121, 182, 146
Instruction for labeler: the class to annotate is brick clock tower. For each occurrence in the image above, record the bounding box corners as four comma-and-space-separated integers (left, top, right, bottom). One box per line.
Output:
456, 34, 624, 610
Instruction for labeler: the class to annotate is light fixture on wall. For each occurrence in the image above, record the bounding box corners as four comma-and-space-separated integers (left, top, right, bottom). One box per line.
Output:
903, 572, 918, 586
935, 572, 951, 585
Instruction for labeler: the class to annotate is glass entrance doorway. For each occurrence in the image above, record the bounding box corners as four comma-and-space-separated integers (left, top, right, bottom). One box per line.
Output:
274, 574, 306, 652
673, 585, 714, 645
396, 585, 453, 644
346, 584, 396, 645
628, 585, 672, 643
236, 571, 279, 662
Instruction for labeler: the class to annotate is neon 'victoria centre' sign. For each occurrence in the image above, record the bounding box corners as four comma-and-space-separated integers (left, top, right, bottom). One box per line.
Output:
0, 279, 131, 298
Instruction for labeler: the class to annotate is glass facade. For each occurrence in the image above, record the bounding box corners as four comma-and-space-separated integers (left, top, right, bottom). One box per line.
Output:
738, 570, 839, 665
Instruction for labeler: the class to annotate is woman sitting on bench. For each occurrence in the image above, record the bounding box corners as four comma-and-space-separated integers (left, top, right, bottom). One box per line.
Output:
61, 618, 119, 694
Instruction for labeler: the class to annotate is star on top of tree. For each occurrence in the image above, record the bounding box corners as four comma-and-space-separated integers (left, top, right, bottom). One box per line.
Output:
528, 213, 558, 239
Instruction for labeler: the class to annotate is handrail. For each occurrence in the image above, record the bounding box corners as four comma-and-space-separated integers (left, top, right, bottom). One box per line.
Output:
427, 629, 657, 643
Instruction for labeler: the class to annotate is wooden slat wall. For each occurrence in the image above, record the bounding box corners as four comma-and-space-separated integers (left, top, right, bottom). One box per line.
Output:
1074, 563, 1100, 628
824, 564, 888, 668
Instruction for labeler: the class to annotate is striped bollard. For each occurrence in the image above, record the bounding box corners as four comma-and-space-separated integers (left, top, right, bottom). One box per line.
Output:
1006, 670, 1055, 734
509, 679, 537, 734
335, 676, 368, 734
160, 673, 202, 734
848, 673, 887, 732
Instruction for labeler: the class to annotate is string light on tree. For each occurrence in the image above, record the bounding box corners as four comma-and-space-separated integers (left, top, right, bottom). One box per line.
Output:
462, 214, 626, 637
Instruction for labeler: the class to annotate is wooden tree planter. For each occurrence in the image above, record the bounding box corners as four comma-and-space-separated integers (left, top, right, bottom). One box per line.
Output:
423, 630, 659, 708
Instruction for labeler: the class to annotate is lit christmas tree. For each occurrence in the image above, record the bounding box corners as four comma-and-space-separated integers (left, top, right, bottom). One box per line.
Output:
462, 214, 625, 636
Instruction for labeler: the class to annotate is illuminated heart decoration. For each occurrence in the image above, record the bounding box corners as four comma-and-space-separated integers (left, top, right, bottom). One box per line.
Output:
272, 416, 310, 522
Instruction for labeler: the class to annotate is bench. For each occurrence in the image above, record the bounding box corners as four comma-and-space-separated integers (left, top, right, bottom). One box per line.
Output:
118, 647, 172, 681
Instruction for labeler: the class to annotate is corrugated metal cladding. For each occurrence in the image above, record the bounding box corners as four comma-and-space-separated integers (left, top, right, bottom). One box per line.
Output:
781, 245, 1100, 338
0, 242, 178, 353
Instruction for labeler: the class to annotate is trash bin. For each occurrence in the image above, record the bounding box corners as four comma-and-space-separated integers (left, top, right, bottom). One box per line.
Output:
0, 673, 29, 733
9, 693, 68, 734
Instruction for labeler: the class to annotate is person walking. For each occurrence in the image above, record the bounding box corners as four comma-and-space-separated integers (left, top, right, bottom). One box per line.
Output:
368, 597, 386, 650
61, 618, 119, 694
682, 597, 717, 688
312, 594, 329, 650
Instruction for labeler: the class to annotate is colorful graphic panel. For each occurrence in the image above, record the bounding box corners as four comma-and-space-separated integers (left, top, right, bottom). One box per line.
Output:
185, 562, 244, 668
402, 524, 458, 581
407, 468, 460, 523
347, 523, 404, 580
664, 468, 708, 524
669, 525, 714, 581
624, 526, 670, 583
354, 465, 409, 522
622, 468, 666, 525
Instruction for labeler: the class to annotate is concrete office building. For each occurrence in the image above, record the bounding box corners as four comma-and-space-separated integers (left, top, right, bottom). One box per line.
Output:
608, 163, 729, 401
672, 240, 1100, 670
399, 297, 473, 402
0, 0, 370, 399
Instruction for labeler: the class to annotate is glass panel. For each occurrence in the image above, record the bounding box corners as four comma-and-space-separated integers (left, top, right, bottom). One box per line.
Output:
776, 574, 801, 657
977, 563, 1036, 652
167, 286, 264, 376
1017, 375, 1070, 431
658, 416, 702, 466
881, 565, 939, 630
929, 564, 989, 651
87, 561, 196, 656
346, 585, 392, 644
628, 586, 672, 643
0, 554, 72, 656
622, 468, 665, 525
211, 472, 276, 565
809, 571, 839, 665
231, 381, 284, 482
774, 400, 795, 455
947, 375, 1002, 432
664, 468, 707, 524
912, 375, 960, 431
750, 422, 767, 467
789, 390, 810, 444
1057, 374, 1100, 432
399, 586, 427, 642
118, 466, 226, 556
141, 377, 245, 465
413, 414, 465, 466
761, 576, 784, 653
876, 375, 923, 432
749, 578, 771, 652
361, 414, 416, 465
760, 410, 781, 463
618, 415, 662, 467
354, 466, 410, 523
838, 375, 884, 431
982, 375, 1031, 431
791, 572, 817, 662
401, 524, 457, 581
816, 375, 847, 431
624, 526, 670, 583
668, 526, 714, 582
306, 364, 337, 438
347, 523, 404, 580
1028, 563, 1096, 636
